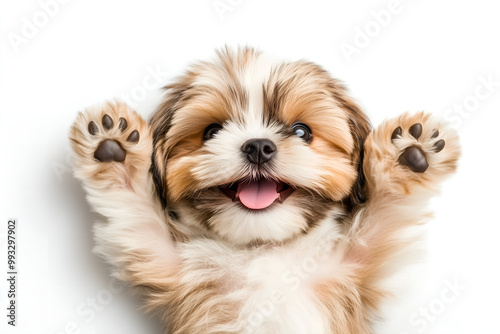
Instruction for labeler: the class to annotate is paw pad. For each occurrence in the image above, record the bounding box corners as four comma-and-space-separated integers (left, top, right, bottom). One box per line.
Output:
88, 121, 99, 135
391, 126, 402, 141
434, 139, 445, 153
118, 117, 127, 132
408, 123, 422, 140
88, 114, 140, 163
127, 130, 139, 143
95, 140, 126, 162
102, 114, 114, 130
392, 123, 446, 173
398, 146, 428, 173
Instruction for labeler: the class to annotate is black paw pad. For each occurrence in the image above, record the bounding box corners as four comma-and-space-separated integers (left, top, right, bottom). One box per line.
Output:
119, 118, 128, 132
102, 114, 114, 130
398, 146, 428, 173
94, 139, 126, 162
88, 121, 99, 135
127, 130, 139, 143
409, 123, 422, 140
391, 126, 402, 142
434, 139, 445, 153
86, 115, 139, 163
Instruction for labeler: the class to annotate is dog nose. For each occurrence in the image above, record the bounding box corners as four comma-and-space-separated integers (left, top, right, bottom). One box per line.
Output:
241, 138, 277, 165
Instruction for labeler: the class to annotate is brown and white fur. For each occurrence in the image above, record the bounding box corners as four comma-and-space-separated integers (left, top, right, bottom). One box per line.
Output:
69, 47, 460, 334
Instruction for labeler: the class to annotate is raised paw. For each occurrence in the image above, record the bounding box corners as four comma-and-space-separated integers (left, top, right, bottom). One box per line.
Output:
89, 114, 140, 163
390, 119, 450, 174
70, 101, 152, 183
363, 112, 460, 196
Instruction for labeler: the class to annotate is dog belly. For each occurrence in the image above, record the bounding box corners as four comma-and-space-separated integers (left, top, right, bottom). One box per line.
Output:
237, 256, 331, 334
175, 217, 343, 333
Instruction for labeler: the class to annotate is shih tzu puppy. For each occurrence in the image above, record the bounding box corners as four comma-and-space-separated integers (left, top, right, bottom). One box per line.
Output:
70, 47, 460, 334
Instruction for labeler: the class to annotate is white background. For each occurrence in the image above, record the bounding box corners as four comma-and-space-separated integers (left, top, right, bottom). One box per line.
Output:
1, 0, 499, 333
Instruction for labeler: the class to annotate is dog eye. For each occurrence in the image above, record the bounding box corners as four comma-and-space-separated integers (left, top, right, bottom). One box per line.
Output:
203, 123, 223, 141
292, 123, 312, 143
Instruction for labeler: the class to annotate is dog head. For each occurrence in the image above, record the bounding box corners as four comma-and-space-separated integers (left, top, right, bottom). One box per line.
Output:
150, 47, 371, 245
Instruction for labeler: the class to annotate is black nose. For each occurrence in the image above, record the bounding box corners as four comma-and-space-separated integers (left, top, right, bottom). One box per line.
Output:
241, 138, 277, 165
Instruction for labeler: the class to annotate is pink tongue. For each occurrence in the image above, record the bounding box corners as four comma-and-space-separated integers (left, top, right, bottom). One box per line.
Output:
237, 179, 279, 210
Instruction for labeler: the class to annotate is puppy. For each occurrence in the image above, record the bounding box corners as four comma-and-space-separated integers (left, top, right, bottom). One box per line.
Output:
70, 47, 460, 334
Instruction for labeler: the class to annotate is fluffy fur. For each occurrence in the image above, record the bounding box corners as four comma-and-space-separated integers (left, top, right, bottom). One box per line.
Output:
70, 47, 460, 334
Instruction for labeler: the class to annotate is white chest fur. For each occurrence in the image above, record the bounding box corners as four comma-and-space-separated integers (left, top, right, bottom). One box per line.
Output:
177, 212, 345, 333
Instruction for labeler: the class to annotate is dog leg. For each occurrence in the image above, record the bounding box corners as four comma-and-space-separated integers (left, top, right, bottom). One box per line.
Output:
69, 101, 180, 306
318, 112, 461, 332
347, 112, 461, 268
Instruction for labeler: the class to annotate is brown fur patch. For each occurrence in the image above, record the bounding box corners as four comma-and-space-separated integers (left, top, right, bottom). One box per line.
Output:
263, 61, 372, 205
149, 47, 259, 206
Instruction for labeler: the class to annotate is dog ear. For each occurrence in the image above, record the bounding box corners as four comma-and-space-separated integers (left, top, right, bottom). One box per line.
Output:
348, 117, 369, 206
149, 100, 173, 208
327, 80, 372, 208
149, 80, 193, 208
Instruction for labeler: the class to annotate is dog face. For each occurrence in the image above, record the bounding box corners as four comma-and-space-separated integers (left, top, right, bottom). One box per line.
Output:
150, 47, 371, 245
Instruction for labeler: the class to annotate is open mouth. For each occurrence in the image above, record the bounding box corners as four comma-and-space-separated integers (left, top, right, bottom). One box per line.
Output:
220, 179, 295, 210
